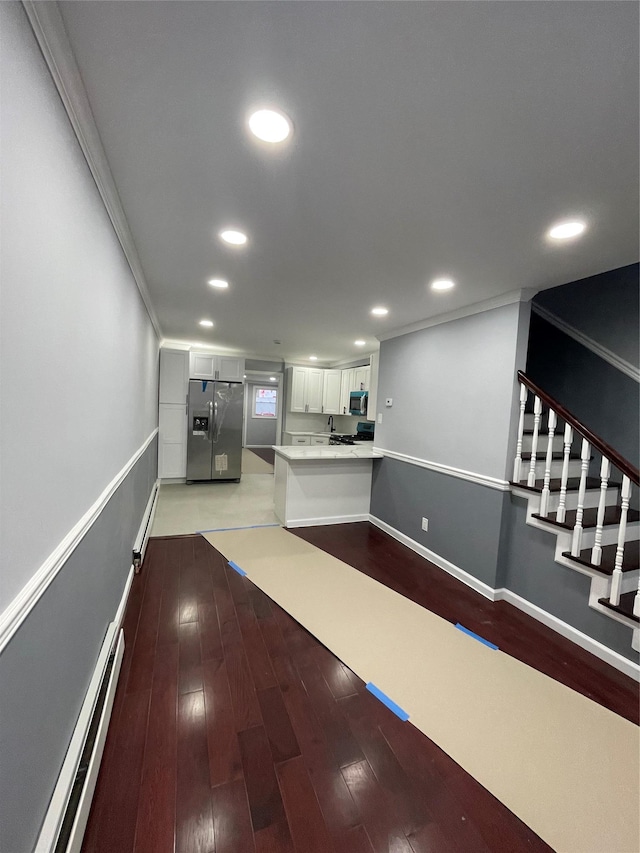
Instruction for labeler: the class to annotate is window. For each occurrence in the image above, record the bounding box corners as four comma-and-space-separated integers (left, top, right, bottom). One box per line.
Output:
253, 386, 278, 418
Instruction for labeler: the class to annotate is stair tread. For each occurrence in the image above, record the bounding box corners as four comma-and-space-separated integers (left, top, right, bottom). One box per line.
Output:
598, 592, 639, 624
562, 541, 640, 574
511, 476, 603, 494
521, 451, 583, 461
533, 505, 640, 531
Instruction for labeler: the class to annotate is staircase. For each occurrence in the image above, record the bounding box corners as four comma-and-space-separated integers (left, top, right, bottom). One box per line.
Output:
511, 371, 639, 654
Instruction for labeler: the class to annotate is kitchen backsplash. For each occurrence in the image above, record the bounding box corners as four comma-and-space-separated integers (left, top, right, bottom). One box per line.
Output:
284, 413, 356, 434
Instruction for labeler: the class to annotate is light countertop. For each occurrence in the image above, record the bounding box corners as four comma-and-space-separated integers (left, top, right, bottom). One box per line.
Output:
283, 431, 334, 437
274, 445, 383, 461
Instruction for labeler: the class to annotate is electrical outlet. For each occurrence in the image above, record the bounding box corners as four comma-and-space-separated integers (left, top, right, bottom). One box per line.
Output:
385, 398, 393, 407
421, 517, 429, 532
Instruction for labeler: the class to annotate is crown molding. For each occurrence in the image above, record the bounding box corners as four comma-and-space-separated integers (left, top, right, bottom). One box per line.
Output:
532, 303, 640, 383
21, 0, 163, 340
377, 288, 539, 343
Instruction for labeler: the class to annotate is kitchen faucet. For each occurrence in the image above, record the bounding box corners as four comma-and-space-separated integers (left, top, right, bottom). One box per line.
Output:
327, 415, 335, 432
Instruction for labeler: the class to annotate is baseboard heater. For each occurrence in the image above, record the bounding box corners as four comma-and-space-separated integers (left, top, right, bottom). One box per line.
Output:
35, 623, 125, 853
132, 479, 159, 571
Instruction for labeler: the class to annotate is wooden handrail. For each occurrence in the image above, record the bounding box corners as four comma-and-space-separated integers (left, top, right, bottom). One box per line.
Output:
517, 371, 639, 485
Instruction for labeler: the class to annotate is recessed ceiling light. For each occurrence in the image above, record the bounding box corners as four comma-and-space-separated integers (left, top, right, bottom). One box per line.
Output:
371, 307, 388, 316
354, 340, 366, 346
199, 319, 214, 327
547, 219, 586, 240
309, 355, 318, 361
431, 278, 455, 291
269, 376, 276, 381
219, 229, 247, 245
248, 109, 292, 143
208, 278, 229, 289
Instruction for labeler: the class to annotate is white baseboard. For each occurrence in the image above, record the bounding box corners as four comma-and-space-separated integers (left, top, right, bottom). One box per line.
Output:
65, 629, 125, 853
369, 515, 640, 682
286, 513, 370, 528
495, 588, 640, 681
134, 479, 160, 565
369, 515, 497, 600
34, 573, 129, 853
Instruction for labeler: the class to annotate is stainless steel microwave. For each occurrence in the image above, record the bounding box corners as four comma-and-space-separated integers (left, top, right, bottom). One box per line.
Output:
349, 390, 368, 416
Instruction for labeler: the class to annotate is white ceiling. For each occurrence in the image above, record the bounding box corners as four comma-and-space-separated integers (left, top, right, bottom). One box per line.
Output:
57, 1, 639, 364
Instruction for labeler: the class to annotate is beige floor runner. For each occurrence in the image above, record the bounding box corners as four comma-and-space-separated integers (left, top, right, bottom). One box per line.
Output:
241, 448, 274, 474
203, 526, 640, 853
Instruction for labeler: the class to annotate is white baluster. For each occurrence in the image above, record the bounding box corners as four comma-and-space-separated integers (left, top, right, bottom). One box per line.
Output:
610, 476, 631, 606
590, 457, 611, 566
570, 438, 591, 557
513, 382, 528, 483
527, 396, 543, 488
556, 423, 573, 524
539, 409, 557, 517
633, 575, 640, 618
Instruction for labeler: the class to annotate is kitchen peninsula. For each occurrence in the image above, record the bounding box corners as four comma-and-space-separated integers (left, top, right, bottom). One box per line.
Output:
273, 445, 382, 528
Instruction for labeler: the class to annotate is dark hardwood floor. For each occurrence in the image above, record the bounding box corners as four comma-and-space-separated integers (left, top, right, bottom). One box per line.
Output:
82, 523, 638, 853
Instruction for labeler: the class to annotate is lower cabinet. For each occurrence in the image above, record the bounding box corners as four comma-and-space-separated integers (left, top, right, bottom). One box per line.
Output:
289, 435, 311, 446
158, 403, 187, 478
283, 433, 330, 446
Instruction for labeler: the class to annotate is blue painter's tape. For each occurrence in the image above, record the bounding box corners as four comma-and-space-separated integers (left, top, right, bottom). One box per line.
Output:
455, 623, 499, 650
228, 560, 247, 577
202, 381, 208, 392
366, 682, 410, 721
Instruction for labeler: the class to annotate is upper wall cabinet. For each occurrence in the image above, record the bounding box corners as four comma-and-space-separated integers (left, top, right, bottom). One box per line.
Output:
189, 352, 245, 382
159, 349, 189, 404
322, 370, 342, 415
354, 365, 370, 392
288, 366, 324, 413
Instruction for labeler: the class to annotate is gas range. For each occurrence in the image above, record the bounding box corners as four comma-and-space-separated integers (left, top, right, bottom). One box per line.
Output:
328, 422, 375, 446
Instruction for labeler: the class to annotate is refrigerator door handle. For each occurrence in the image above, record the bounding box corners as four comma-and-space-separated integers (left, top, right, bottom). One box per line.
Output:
208, 400, 213, 441
213, 399, 218, 442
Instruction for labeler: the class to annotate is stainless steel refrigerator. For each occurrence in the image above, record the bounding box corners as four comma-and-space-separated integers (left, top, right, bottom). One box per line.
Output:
186, 380, 243, 482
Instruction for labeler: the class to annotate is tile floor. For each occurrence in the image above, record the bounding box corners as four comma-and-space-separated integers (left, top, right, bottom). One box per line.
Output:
151, 452, 278, 536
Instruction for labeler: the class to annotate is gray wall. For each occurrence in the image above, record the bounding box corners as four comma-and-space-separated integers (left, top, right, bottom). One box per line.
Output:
370, 301, 530, 589
533, 263, 639, 368
526, 312, 639, 468
0, 6, 159, 850
371, 457, 507, 588
375, 301, 529, 480
0, 438, 157, 853
370, 293, 636, 661
497, 494, 636, 661
245, 382, 278, 446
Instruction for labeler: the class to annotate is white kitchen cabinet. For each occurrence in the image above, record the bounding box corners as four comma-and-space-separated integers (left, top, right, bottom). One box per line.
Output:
306, 369, 324, 412
218, 355, 245, 381
311, 435, 330, 445
354, 365, 370, 392
158, 349, 189, 478
158, 403, 187, 478
338, 364, 369, 415
287, 366, 324, 413
367, 351, 379, 423
291, 435, 311, 446
159, 349, 188, 404
189, 352, 217, 380
189, 351, 245, 382
340, 369, 353, 415
322, 370, 342, 415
